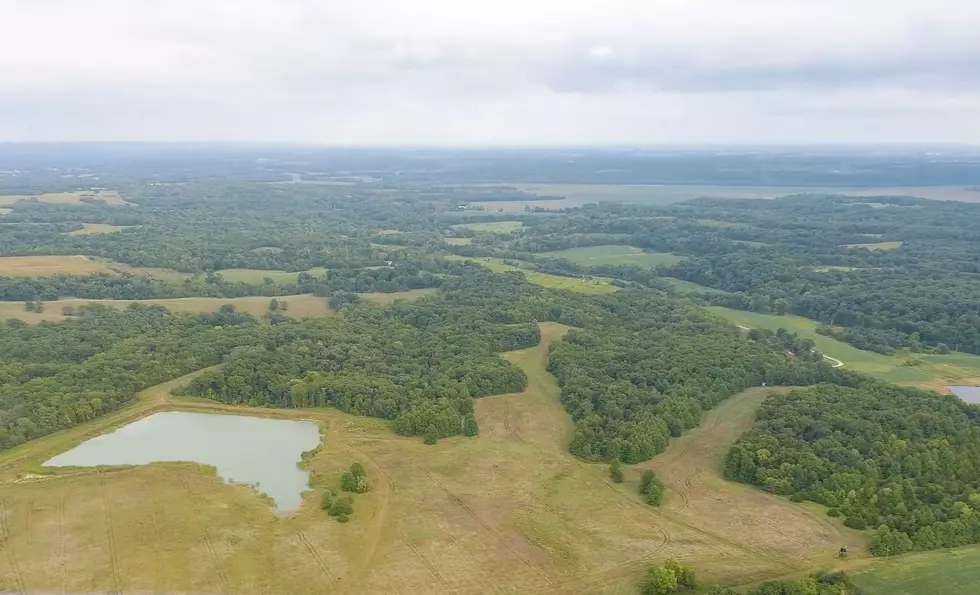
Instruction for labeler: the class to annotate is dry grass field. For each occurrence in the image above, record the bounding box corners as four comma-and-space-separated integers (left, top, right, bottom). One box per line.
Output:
0, 255, 115, 276
0, 190, 130, 206
216, 268, 329, 284
843, 241, 903, 251
65, 223, 129, 236
0, 291, 434, 324
0, 322, 862, 594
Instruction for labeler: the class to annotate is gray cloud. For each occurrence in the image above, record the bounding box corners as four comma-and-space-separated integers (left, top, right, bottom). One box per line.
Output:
1, 0, 979, 143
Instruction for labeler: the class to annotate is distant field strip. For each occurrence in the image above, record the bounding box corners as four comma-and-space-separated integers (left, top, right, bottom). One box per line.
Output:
446, 255, 617, 294
711, 306, 980, 390
0, 191, 130, 206
0, 255, 114, 276
539, 245, 683, 268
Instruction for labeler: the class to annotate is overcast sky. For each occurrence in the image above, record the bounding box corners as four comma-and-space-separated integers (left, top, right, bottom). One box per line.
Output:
2, 0, 979, 144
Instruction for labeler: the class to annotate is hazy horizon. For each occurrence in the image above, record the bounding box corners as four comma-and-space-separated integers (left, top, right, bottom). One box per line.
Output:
3, 1, 980, 145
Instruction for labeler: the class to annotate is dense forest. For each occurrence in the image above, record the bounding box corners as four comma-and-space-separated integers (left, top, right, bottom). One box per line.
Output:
0, 304, 263, 449
727, 383, 980, 555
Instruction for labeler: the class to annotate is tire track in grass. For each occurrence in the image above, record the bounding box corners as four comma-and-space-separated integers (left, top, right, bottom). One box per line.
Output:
419, 467, 557, 587
298, 532, 335, 585
59, 497, 67, 595
0, 499, 27, 594
100, 479, 122, 594
25, 497, 33, 546
395, 525, 459, 595
178, 474, 230, 590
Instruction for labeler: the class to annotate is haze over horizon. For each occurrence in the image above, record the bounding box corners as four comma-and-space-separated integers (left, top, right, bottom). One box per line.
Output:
3, 0, 980, 145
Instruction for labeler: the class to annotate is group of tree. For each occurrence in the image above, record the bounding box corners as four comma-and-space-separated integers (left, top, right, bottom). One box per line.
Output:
727, 382, 980, 555
640, 558, 697, 595
639, 470, 665, 506
320, 490, 354, 523
702, 572, 861, 595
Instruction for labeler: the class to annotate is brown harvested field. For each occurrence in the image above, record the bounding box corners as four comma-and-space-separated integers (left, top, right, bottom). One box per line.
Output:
65, 223, 129, 235
0, 190, 130, 206
359, 289, 438, 305
0, 255, 114, 276
0, 323, 858, 594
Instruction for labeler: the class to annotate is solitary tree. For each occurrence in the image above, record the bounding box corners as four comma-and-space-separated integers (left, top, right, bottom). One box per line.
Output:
464, 414, 479, 437
269, 298, 279, 311
424, 424, 439, 445
610, 459, 624, 483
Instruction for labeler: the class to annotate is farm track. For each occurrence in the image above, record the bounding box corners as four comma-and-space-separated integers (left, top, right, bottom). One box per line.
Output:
100, 479, 123, 595
0, 499, 27, 594
338, 442, 394, 592
420, 467, 557, 587
178, 474, 230, 590
25, 497, 33, 545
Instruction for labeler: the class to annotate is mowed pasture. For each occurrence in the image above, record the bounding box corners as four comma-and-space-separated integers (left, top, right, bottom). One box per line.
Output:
848, 545, 980, 595
0, 255, 115, 276
0, 190, 129, 206
447, 255, 618, 294
708, 306, 980, 391
539, 245, 684, 268
0, 322, 853, 594
65, 223, 129, 236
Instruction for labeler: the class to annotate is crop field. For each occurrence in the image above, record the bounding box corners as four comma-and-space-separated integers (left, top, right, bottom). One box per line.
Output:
848, 545, 980, 595
843, 241, 903, 251
453, 221, 523, 233
0, 190, 130, 206
447, 255, 618, 294
215, 268, 328, 284
0, 255, 115, 276
708, 307, 980, 391
0, 322, 860, 594
65, 223, 129, 235
539, 245, 684, 268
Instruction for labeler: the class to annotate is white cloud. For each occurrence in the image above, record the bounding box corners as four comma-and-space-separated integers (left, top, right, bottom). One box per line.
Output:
1, 0, 979, 143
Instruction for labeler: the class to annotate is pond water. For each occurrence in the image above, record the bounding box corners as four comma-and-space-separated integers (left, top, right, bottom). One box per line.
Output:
43, 411, 321, 513
949, 386, 980, 404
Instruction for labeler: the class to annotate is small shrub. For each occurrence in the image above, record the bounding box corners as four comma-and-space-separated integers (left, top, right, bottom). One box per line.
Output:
320, 490, 335, 510
335, 514, 350, 523
464, 414, 479, 437
424, 424, 439, 445
827, 508, 841, 517
789, 493, 805, 503
328, 496, 353, 517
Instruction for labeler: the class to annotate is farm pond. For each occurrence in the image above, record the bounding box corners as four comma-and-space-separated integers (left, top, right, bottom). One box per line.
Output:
43, 411, 321, 512
949, 386, 980, 404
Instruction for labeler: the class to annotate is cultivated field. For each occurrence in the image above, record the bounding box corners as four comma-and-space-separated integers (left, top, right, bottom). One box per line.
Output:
0, 322, 860, 594
0, 255, 115, 276
447, 255, 618, 294
708, 307, 980, 391
539, 245, 684, 268
65, 223, 129, 235
215, 268, 329, 284
843, 241, 903, 251
848, 545, 980, 595
0, 190, 130, 206
453, 221, 523, 233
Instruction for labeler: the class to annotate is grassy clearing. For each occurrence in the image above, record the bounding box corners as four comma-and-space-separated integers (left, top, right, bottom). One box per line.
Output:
0, 321, 848, 594
215, 268, 328, 284
539, 245, 684, 268
848, 545, 980, 595
65, 223, 129, 236
0, 255, 115, 276
843, 241, 903, 251
696, 219, 748, 229
0, 190, 129, 206
662, 277, 730, 295
0, 292, 432, 324
443, 237, 473, 246
708, 307, 980, 391
447, 255, 618, 294
0, 295, 332, 323
453, 221, 523, 233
